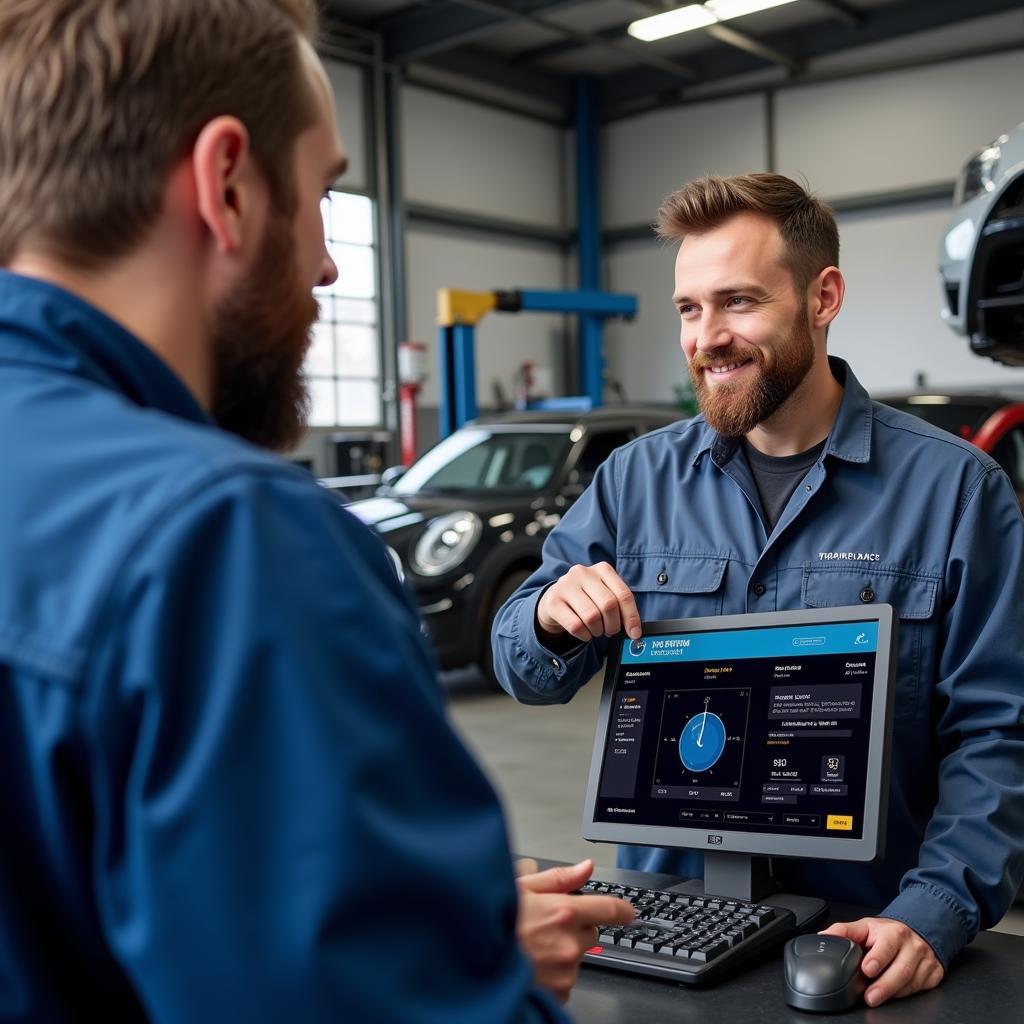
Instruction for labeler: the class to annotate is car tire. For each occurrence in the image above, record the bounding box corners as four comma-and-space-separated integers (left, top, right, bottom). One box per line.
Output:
479, 568, 535, 687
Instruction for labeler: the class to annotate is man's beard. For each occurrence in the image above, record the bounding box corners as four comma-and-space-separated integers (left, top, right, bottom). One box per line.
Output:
210, 208, 318, 451
689, 317, 815, 437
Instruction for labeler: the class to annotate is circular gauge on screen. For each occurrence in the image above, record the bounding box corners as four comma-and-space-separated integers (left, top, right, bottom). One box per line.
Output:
679, 703, 727, 773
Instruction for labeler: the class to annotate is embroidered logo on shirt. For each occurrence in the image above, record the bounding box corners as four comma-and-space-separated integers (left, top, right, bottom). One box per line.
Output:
817, 551, 881, 562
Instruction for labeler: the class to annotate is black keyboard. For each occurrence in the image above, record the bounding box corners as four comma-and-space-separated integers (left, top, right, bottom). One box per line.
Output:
579, 880, 797, 985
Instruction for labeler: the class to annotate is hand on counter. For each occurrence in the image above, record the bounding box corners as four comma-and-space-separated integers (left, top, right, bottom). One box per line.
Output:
820, 916, 944, 1006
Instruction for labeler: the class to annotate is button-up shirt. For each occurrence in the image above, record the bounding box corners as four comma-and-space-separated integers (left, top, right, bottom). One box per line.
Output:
0, 271, 564, 1022
493, 357, 1024, 969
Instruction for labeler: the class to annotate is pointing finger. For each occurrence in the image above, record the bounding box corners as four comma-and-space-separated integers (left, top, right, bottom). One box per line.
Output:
595, 564, 641, 640
569, 895, 636, 928
518, 860, 594, 895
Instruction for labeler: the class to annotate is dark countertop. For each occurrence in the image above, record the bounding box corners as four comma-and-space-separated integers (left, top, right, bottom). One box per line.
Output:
527, 862, 1023, 1023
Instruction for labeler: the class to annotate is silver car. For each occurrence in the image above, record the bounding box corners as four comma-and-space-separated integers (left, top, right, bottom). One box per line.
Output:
939, 121, 1024, 365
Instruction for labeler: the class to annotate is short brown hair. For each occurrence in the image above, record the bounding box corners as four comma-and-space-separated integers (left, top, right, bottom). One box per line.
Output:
0, 0, 318, 268
656, 173, 839, 291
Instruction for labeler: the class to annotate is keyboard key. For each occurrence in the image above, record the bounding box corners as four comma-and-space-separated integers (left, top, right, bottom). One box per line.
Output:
698, 941, 729, 960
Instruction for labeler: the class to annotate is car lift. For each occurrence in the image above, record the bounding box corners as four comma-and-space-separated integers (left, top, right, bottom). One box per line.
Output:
435, 286, 637, 438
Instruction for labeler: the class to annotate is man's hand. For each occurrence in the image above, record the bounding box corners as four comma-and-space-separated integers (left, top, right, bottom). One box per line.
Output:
514, 859, 635, 1004
536, 562, 642, 643
820, 918, 944, 1006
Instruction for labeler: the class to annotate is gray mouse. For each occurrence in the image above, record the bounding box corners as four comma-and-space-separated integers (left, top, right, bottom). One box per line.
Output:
784, 934, 867, 1013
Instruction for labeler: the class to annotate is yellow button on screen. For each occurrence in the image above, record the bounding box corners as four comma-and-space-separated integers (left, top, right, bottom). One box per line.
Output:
827, 814, 853, 831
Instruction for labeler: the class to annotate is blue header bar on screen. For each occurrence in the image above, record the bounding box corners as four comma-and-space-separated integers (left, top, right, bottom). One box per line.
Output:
621, 622, 879, 664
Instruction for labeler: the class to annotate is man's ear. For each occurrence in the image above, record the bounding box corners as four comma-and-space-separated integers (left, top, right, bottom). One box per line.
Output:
809, 266, 845, 331
192, 116, 260, 256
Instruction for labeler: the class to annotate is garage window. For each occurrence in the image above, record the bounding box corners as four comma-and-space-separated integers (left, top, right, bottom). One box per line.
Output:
306, 191, 382, 427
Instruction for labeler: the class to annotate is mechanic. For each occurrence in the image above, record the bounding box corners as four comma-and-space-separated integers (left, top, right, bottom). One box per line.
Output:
492, 172, 1024, 1008
0, 1, 632, 1019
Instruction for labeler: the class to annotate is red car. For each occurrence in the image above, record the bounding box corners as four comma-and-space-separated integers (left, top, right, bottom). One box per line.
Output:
880, 391, 1024, 506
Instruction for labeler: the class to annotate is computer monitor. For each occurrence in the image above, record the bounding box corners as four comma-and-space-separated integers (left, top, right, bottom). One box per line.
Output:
582, 606, 897, 907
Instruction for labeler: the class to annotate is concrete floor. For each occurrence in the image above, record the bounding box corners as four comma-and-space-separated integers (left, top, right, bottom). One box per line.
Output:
444, 667, 1024, 938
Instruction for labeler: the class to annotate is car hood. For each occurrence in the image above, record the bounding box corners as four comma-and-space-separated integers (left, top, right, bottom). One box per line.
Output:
346, 492, 533, 534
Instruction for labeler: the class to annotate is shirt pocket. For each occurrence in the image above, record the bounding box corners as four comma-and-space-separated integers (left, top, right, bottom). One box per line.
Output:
801, 565, 940, 720
618, 553, 728, 620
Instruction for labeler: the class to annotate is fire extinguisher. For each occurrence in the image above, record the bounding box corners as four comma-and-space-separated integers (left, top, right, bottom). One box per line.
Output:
398, 341, 428, 467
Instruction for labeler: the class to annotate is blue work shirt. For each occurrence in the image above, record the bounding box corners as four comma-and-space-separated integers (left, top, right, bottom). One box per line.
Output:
493, 357, 1024, 969
0, 271, 565, 1023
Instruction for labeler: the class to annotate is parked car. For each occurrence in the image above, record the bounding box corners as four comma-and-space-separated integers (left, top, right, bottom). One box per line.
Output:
939, 120, 1024, 365
878, 390, 1024, 505
345, 405, 679, 677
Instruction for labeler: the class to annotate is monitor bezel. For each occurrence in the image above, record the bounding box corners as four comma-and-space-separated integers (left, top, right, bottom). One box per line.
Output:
581, 604, 897, 863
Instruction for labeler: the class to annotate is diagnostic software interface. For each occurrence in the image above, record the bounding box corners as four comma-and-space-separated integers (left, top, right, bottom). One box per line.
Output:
592, 619, 882, 842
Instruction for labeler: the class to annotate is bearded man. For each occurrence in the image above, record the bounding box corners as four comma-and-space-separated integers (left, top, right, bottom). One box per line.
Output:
492, 173, 1024, 1008
0, 1, 636, 1019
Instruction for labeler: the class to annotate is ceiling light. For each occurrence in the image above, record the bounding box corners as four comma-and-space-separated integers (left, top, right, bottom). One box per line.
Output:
627, 5, 716, 41
628, 0, 800, 42
706, 0, 799, 21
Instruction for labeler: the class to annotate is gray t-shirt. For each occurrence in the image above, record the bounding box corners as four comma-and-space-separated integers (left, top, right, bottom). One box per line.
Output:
742, 438, 826, 531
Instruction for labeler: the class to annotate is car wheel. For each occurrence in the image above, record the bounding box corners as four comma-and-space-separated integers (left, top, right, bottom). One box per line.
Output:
479, 569, 534, 686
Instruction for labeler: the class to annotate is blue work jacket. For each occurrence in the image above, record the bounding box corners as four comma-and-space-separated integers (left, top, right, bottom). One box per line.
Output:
0, 271, 564, 1023
493, 357, 1024, 969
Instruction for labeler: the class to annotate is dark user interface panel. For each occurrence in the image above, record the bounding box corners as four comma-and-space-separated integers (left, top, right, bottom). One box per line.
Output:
594, 622, 878, 840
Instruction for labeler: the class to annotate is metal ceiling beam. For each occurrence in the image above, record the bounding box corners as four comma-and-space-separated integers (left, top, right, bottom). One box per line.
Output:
409, 45, 572, 119
510, 27, 614, 67
602, 0, 1024, 117
512, 2, 804, 74
447, 0, 698, 82
375, 0, 584, 62
704, 23, 804, 73
809, 0, 865, 28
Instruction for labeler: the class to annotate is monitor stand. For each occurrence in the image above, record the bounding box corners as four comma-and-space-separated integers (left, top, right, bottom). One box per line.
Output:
670, 852, 828, 932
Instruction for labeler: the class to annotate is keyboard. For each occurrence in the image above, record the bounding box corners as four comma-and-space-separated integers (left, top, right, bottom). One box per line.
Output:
579, 880, 798, 985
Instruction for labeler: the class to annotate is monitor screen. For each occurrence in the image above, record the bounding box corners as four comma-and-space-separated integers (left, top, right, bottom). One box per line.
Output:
582, 606, 896, 863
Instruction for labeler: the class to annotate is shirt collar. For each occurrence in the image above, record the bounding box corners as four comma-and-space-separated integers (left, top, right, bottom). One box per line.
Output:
691, 355, 873, 468
0, 269, 209, 426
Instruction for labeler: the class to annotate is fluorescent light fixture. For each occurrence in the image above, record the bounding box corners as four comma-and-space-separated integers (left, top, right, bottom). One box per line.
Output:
706, 0, 799, 20
628, 0, 799, 42
628, 5, 716, 41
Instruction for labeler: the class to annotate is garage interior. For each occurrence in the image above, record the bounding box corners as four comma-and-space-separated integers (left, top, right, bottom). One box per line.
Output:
311, 0, 1024, 943
8, 0, 1024, 1017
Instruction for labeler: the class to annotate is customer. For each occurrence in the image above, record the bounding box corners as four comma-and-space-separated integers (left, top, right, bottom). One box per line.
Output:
0, 1, 631, 1019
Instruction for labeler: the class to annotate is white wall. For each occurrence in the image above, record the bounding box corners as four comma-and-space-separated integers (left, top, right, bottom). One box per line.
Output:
603, 94, 768, 230
831, 203, 1021, 391
604, 43, 1024, 401
324, 60, 369, 192
604, 238, 683, 404
399, 83, 572, 414
402, 85, 568, 228
776, 50, 1024, 200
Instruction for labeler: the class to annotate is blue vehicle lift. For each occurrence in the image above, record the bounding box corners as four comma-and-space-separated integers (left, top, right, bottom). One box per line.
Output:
435, 286, 637, 438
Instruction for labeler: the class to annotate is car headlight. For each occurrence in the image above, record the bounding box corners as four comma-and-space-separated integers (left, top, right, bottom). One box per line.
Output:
412, 511, 482, 577
957, 135, 1007, 204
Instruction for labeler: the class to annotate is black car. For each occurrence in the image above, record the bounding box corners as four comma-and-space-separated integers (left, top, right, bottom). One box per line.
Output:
346, 405, 679, 677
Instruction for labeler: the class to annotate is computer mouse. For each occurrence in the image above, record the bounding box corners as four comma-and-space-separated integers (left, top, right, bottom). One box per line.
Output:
783, 934, 866, 1013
